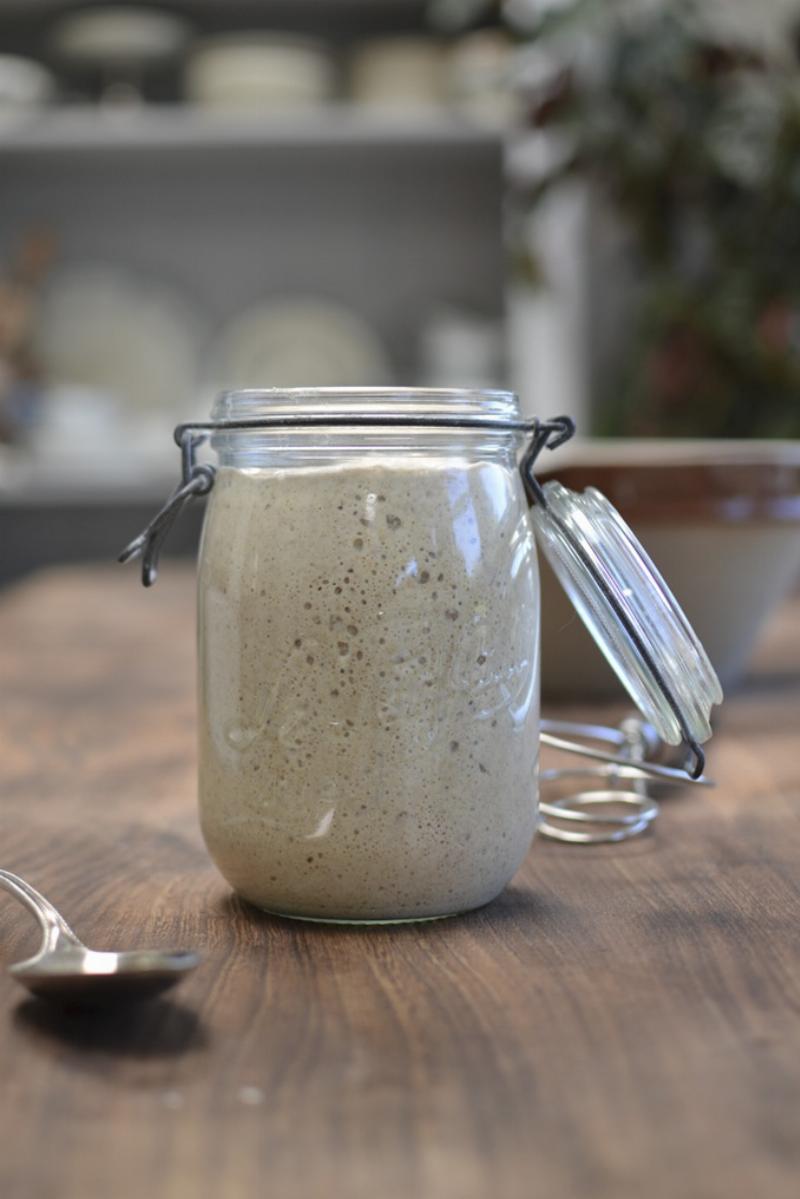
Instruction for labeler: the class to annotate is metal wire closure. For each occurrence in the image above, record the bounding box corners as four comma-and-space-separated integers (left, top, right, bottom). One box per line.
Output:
117, 455, 215, 587
118, 413, 574, 587
118, 410, 707, 780
538, 716, 713, 844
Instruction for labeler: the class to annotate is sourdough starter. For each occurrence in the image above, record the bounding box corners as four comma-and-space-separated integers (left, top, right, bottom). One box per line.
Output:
198, 457, 540, 920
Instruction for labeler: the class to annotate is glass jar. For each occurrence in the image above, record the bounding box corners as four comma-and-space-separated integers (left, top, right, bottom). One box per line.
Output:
121, 386, 721, 923
197, 388, 540, 922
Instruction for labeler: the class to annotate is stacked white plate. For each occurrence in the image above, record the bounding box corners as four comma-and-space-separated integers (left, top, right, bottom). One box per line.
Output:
210, 298, 392, 390
34, 265, 202, 417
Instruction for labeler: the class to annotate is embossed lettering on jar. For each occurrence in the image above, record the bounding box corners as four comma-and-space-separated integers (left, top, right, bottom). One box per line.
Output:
197, 389, 540, 921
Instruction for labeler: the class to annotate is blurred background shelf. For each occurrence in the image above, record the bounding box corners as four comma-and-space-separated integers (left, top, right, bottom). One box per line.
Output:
0, 105, 500, 153
0, 0, 433, 44
0, 124, 504, 359
0, 1, 509, 583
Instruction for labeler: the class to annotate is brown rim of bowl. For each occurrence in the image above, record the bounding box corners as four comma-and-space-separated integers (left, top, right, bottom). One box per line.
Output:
535, 461, 800, 523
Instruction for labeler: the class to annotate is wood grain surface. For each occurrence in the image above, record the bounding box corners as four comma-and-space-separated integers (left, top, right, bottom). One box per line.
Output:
0, 565, 798, 1199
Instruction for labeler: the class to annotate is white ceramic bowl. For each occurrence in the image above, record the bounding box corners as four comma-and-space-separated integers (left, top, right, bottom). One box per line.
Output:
0, 55, 55, 107
186, 34, 334, 109
49, 6, 191, 67
350, 37, 445, 109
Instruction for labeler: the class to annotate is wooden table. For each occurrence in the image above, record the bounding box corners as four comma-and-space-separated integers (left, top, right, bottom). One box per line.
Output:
1, 565, 798, 1199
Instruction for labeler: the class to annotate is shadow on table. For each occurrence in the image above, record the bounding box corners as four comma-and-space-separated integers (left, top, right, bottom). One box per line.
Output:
219, 883, 583, 939
13, 996, 207, 1059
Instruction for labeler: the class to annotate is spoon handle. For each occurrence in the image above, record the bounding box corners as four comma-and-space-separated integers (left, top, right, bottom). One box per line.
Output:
0, 870, 83, 953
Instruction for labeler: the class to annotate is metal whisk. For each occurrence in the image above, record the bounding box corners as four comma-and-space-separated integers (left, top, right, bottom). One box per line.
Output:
538, 716, 713, 844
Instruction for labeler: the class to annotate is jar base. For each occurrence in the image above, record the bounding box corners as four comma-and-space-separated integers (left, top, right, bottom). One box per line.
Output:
249, 904, 462, 926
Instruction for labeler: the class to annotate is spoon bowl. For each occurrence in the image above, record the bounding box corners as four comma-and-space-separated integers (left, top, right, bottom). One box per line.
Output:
1, 870, 199, 1007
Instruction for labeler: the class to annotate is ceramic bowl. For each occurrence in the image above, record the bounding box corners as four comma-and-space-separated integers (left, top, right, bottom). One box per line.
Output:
350, 38, 445, 109
536, 440, 800, 698
185, 34, 334, 109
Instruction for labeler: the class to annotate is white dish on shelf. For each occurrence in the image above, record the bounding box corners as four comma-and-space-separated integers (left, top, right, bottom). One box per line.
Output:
185, 33, 334, 109
0, 55, 55, 109
48, 6, 192, 68
350, 37, 446, 109
26, 387, 180, 484
26, 384, 123, 473
419, 305, 505, 389
210, 298, 392, 390
447, 30, 517, 128
34, 265, 203, 417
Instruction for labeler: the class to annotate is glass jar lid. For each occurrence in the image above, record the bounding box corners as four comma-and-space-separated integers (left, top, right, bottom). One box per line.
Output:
530, 480, 723, 772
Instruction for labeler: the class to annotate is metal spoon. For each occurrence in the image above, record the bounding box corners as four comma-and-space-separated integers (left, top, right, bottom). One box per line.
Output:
0, 869, 199, 1006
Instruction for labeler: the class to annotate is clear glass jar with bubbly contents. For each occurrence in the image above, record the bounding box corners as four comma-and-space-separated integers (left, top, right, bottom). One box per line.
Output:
197, 388, 541, 922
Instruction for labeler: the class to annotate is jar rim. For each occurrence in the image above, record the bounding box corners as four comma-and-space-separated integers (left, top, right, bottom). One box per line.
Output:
211, 387, 520, 424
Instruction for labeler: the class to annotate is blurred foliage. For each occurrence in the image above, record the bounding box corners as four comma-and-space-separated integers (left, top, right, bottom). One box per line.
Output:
502, 0, 800, 436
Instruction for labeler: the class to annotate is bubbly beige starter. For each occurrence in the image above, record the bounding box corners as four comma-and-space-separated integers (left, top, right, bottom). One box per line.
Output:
198, 458, 540, 920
